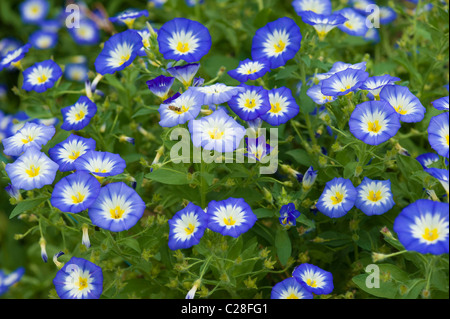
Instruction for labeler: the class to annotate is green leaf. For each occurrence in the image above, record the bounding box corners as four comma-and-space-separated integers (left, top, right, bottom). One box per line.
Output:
121, 238, 141, 254
286, 149, 312, 167
275, 65, 298, 80
145, 166, 191, 185
253, 208, 275, 219
352, 273, 398, 299
9, 197, 49, 219
275, 227, 291, 266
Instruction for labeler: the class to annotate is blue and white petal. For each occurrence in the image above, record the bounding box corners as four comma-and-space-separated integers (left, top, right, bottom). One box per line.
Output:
360, 75, 400, 100
379, 7, 397, 24
157, 18, 212, 63
431, 96, 449, 111
68, 19, 100, 46
167, 63, 200, 87
393, 199, 449, 255
302, 166, 318, 190
316, 177, 356, 218
206, 198, 257, 238
251, 17, 302, 69
228, 84, 270, 121
2, 122, 55, 156
355, 178, 395, 216
227, 58, 270, 83
321, 68, 369, 97
61, 96, 97, 131
292, 0, 332, 15
379, 85, 426, 123
349, 100, 401, 145
260, 87, 300, 126
292, 263, 334, 295
51, 171, 101, 213
109, 9, 148, 28
22, 60, 62, 93
271, 277, 313, 299
53, 257, 103, 299
193, 83, 243, 106
168, 202, 208, 250
48, 134, 96, 172
73, 151, 126, 177
416, 153, 441, 169
158, 88, 202, 127
0, 44, 31, 71
29, 30, 58, 50
146, 75, 175, 100
0, 267, 25, 296
88, 182, 146, 232
349, 0, 375, 15
245, 135, 273, 162
425, 168, 449, 195
64, 63, 89, 82
20, 0, 49, 24
5, 147, 59, 190
300, 12, 347, 40
307, 84, 336, 105
427, 112, 449, 158
335, 8, 369, 37
94, 30, 143, 75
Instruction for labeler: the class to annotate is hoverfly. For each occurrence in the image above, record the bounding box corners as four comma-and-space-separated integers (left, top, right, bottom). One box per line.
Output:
168, 105, 182, 112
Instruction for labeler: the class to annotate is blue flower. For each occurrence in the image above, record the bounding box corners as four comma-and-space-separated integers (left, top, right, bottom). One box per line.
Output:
188, 108, 246, 153
168, 202, 208, 250
68, 19, 100, 45
193, 83, 244, 106
271, 277, 313, 299
158, 88, 202, 127
0, 37, 22, 58
355, 178, 395, 216
88, 182, 146, 232
393, 199, 449, 255
260, 87, 300, 126
157, 18, 212, 63
94, 30, 143, 75
19, 0, 49, 24
321, 68, 369, 96
109, 9, 149, 29
185, 0, 204, 6
425, 168, 449, 195
53, 257, 103, 299
136, 28, 154, 56
317, 61, 367, 81
349, 100, 401, 145
74, 151, 126, 178
228, 84, 270, 121
146, 75, 175, 100
51, 171, 101, 213
427, 112, 449, 158
22, 60, 62, 93
379, 85, 426, 123
379, 7, 397, 24
316, 177, 356, 218
302, 166, 318, 191
292, 0, 332, 16
245, 135, 273, 162
39, 19, 61, 33
431, 96, 449, 111
0, 267, 25, 296
306, 84, 336, 105
48, 134, 96, 172
29, 30, 58, 50
349, 0, 376, 15
0, 44, 31, 71
64, 63, 89, 82
5, 147, 59, 190
279, 203, 300, 227
251, 17, 302, 69
61, 96, 97, 131
300, 12, 347, 41
206, 198, 257, 238
292, 263, 334, 295
5, 183, 21, 200
416, 153, 441, 169
2, 122, 55, 156
360, 75, 400, 100
167, 63, 200, 87
364, 28, 380, 44
227, 58, 270, 83
148, 0, 168, 7
335, 8, 368, 36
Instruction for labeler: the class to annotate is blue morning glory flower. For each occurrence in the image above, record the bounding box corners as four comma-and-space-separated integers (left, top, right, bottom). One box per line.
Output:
5, 147, 59, 190
51, 171, 101, 213
335, 8, 368, 36
64, 63, 89, 82
53, 257, 103, 299
2, 122, 55, 156
0, 267, 25, 296
193, 83, 243, 106
19, 0, 49, 24
416, 153, 441, 169
48, 134, 96, 172
279, 203, 301, 227
251, 17, 302, 69
364, 28, 380, 44
425, 168, 449, 195
68, 19, 100, 46
94, 30, 143, 75
206, 197, 257, 238
167, 63, 200, 87
306, 84, 336, 105
61, 96, 97, 131
300, 12, 347, 41
5, 183, 21, 200
227, 58, 270, 83
316, 177, 356, 218
260, 87, 300, 126
29, 30, 58, 50
158, 88, 202, 127
228, 84, 270, 121
292, 0, 332, 16
355, 178, 395, 216
292, 263, 334, 295
317, 61, 367, 81
321, 68, 369, 97
393, 199, 449, 255
146, 75, 175, 100
271, 277, 313, 299
185, 0, 204, 6
431, 96, 449, 111
88, 182, 146, 232
157, 18, 212, 63
73, 150, 126, 178
136, 28, 154, 56
302, 166, 318, 191
22, 60, 62, 93
39, 18, 61, 33
349, 0, 375, 15
349, 100, 401, 145
189, 108, 246, 153
245, 135, 273, 162
379, 85, 426, 123
109, 9, 149, 29
360, 75, 401, 100
0, 37, 22, 58
148, 0, 168, 8
428, 112, 449, 158
379, 7, 398, 24
0, 44, 31, 71
168, 202, 208, 250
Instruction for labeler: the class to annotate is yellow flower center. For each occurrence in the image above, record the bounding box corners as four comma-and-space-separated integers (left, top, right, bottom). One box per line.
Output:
21, 135, 34, 144
110, 206, 125, 219
118, 54, 130, 66
177, 42, 189, 53
37, 74, 48, 84
76, 277, 89, 291
307, 278, 317, 288
422, 227, 439, 242
367, 190, 382, 202
340, 85, 351, 92
68, 151, 80, 161
274, 40, 286, 53
25, 165, 40, 178
244, 99, 256, 109
223, 216, 236, 226
286, 293, 299, 299
368, 120, 382, 133
208, 128, 224, 140
270, 102, 282, 113
175, 105, 189, 115
75, 110, 85, 121
446, 134, 449, 147
185, 223, 195, 235
31, 5, 39, 14
394, 105, 408, 115
94, 168, 107, 173
344, 22, 353, 30
317, 30, 327, 41
71, 192, 85, 204
331, 192, 344, 205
